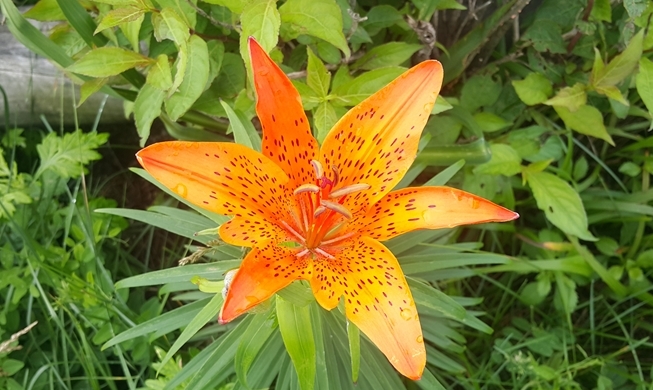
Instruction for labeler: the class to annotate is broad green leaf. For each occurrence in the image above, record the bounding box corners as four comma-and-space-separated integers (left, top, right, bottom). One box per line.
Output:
553, 272, 578, 315
152, 7, 190, 46
307, 48, 331, 97
596, 85, 629, 106
362, 5, 403, 36
157, 0, 197, 28
120, 13, 145, 52
543, 83, 587, 111
351, 42, 422, 70
158, 293, 224, 373
554, 104, 614, 145
591, 0, 611, 22
460, 74, 501, 111
94, 6, 144, 34
79, 77, 107, 106
473, 144, 522, 176
202, 0, 247, 13
522, 20, 566, 54
279, 0, 350, 57
147, 54, 173, 91
332, 67, 405, 106
525, 170, 597, 241
474, 112, 512, 133
207, 40, 226, 85
277, 295, 316, 390
235, 310, 277, 390
313, 102, 338, 143
511, 73, 553, 105
239, 0, 280, 75
591, 30, 643, 89
432, 96, 453, 115
214, 53, 247, 98
24, 0, 65, 21
103, 298, 210, 349
624, 0, 648, 18
134, 83, 165, 145
170, 43, 188, 95
166, 35, 210, 120
346, 320, 360, 383
636, 57, 653, 116
67, 47, 151, 77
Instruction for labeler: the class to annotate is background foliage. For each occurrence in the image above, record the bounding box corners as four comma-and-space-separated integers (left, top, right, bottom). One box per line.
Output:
2, 0, 653, 389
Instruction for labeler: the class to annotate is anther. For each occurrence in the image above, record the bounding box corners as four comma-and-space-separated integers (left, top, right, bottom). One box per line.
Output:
331, 165, 340, 186
321, 200, 352, 219
294, 183, 320, 195
329, 183, 371, 199
311, 160, 324, 179
313, 205, 327, 218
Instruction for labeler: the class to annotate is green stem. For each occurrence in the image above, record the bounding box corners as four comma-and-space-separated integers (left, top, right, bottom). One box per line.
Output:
626, 154, 650, 259
415, 139, 491, 166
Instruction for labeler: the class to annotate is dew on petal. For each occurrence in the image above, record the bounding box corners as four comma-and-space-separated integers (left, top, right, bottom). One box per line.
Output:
174, 183, 188, 197
416, 335, 423, 343
400, 308, 412, 321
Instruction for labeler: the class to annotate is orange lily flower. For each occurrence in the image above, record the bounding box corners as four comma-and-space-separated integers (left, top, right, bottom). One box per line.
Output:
136, 38, 518, 380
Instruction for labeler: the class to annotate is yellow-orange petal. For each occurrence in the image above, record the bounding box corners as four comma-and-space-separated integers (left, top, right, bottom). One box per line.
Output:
248, 37, 319, 187
219, 242, 312, 323
219, 216, 289, 247
355, 186, 519, 241
136, 141, 291, 221
319, 60, 443, 216
310, 236, 425, 379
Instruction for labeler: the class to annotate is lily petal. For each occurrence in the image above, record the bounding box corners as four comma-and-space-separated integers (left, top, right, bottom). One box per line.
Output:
220, 241, 312, 323
249, 37, 319, 187
219, 216, 290, 247
320, 60, 443, 215
357, 187, 519, 241
310, 236, 425, 379
136, 141, 291, 220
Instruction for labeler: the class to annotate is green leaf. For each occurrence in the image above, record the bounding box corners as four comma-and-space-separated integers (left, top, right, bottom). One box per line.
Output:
473, 144, 522, 176
67, 47, 151, 77
351, 42, 422, 70
166, 35, 210, 121
460, 74, 501, 111
313, 102, 338, 143
346, 320, 360, 383
408, 278, 466, 321
207, 40, 225, 85
79, 77, 108, 106
596, 85, 629, 106
474, 112, 512, 133
553, 273, 578, 315
543, 83, 587, 111
279, 0, 350, 57
214, 53, 247, 98
114, 262, 239, 289
636, 57, 653, 117
522, 20, 566, 54
591, 30, 643, 88
36, 130, 108, 179
239, 0, 280, 75
94, 6, 144, 34
1, 359, 24, 376
525, 170, 597, 241
134, 83, 165, 146
277, 295, 316, 390
23, 0, 66, 21
221, 100, 256, 149
332, 67, 405, 106
512, 73, 553, 106
554, 104, 614, 145
120, 13, 145, 52
158, 293, 224, 373
591, 0, 611, 21
157, 0, 197, 28
361, 5, 403, 36
202, 0, 247, 13
624, 0, 648, 18
152, 7, 190, 46
147, 54, 173, 91
307, 48, 331, 97
431, 96, 453, 115
416, 369, 447, 390
235, 310, 278, 389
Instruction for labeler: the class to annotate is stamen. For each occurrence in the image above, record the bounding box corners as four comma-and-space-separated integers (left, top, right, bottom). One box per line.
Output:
329, 183, 371, 199
321, 200, 352, 219
331, 165, 340, 186
320, 231, 356, 246
294, 183, 320, 195
315, 247, 335, 259
299, 198, 310, 232
311, 160, 324, 179
313, 205, 326, 218
296, 248, 311, 258
281, 221, 306, 243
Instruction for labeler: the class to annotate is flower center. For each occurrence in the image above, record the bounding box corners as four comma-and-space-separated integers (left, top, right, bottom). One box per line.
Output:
281, 160, 369, 259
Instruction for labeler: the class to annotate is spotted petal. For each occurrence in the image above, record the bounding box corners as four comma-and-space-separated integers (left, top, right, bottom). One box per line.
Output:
220, 241, 312, 323
219, 216, 290, 247
136, 141, 291, 221
310, 236, 425, 379
319, 60, 443, 216
249, 38, 319, 187
356, 187, 519, 241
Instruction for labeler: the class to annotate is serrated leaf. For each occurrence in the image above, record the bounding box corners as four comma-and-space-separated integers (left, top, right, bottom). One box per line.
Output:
147, 54, 173, 91
120, 12, 145, 52
36, 130, 108, 179
307, 47, 331, 97
94, 6, 144, 34
279, 0, 350, 57
591, 29, 643, 88
473, 144, 522, 176
526, 170, 596, 241
152, 7, 190, 46
554, 104, 614, 145
157, 0, 197, 28
240, 0, 280, 69
512, 73, 552, 106
67, 47, 151, 77
624, 0, 648, 18
331, 67, 405, 106
313, 101, 338, 143
277, 296, 316, 390
79, 77, 107, 106
543, 83, 587, 111
351, 42, 422, 70
134, 83, 165, 146
23, 0, 65, 21
166, 35, 210, 120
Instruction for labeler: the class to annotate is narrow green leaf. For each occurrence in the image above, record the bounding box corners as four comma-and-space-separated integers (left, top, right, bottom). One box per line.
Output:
277, 295, 316, 390
67, 47, 151, 77
346, 320, 360, 383
57, 0, 107, 47
408, 278, 466, 320
166, 35, 210, 120
114, 261, 240, 289
525, 170, 597, 241
636, 57, 653, 119
352, 42, 422, 70
221, 100, 254, 149
134, 83, 165, 145
554, 104, 614, 145
307, 48, 331, 97
94, 6, 144, 34
235, 310, 277, 389
157, 0, 197, 28
416, 368, 446, 390
424, 159, 465, 186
